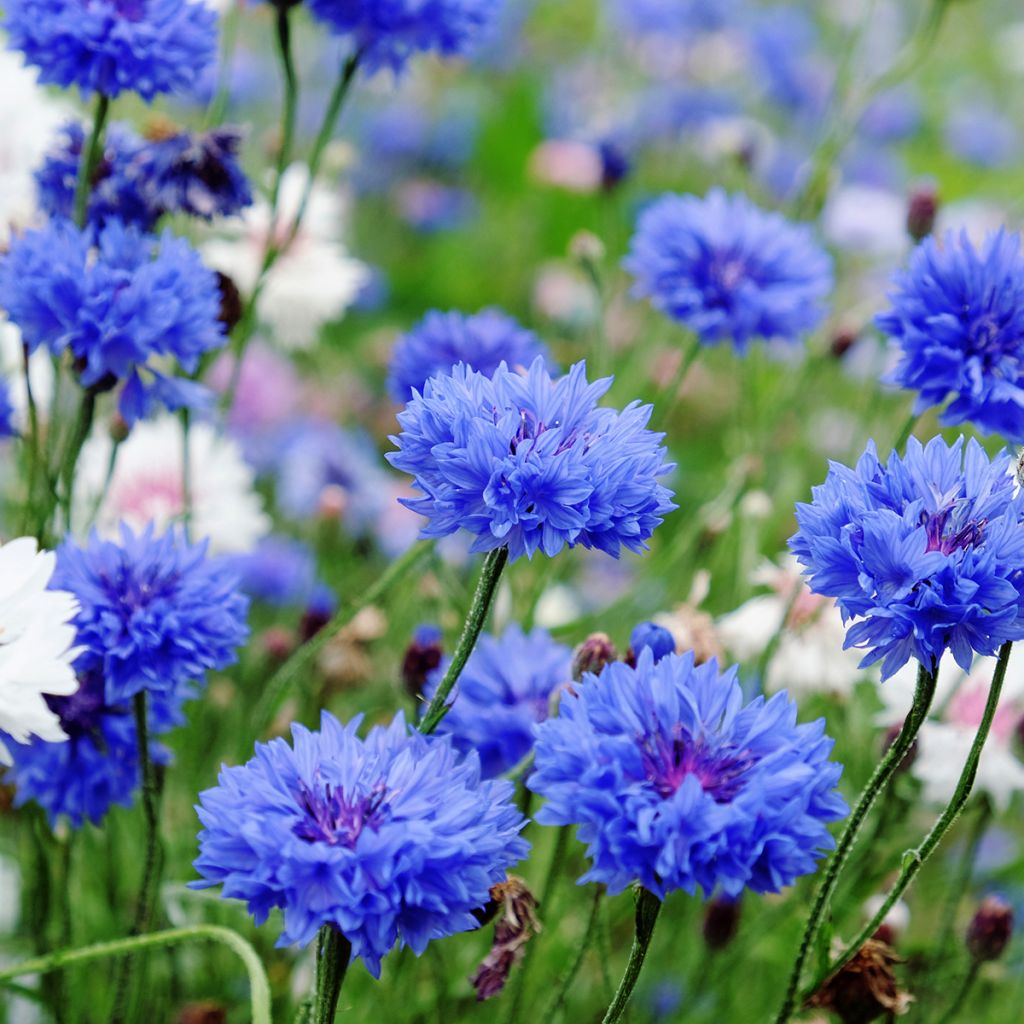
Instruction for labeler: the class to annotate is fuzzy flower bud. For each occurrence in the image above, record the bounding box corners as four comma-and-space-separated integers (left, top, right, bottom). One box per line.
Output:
966, 895, 1013, 962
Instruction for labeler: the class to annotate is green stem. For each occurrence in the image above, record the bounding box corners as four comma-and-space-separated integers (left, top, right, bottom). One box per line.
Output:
20, 342, 43, 537
286, 51, 362, 250
72, 93, 110, 228
419, 546, 509, 734
658, 334, 703, 427
774, 660, 938, 1023
312, 925, 353, 1024
803, 642, 1013, 1002
111, 693, 164, 1024
203, 0, 240, 129
600, 888, 663, 1024
892, 410, 921, 454
268, 3, 298, 220
543, 886, 605, 1022
57, 389, 97, 536
937, 959, 982, 1024
0, 926, 271, 1024
252, 539, 434, 737
180, 408, 193, 541
753, 577, 804, 687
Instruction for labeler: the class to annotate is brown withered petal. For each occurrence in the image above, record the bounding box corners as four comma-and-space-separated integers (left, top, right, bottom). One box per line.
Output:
470, 877, 540, 1002
808, 939, 912, 1023
176, 1002, 227, 1024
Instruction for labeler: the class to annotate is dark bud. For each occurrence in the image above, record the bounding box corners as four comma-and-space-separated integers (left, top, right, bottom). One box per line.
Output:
177, 1004, 227, 1024
108, 413, 131, 444
966, 895, 1013, 962
262, 626, 296, 663
470, 877, 541, 1001
830, 326, 859, 360
882, 723, 917, 773
572, 632, 618, 681
216, 271, 244, 335
72, 358, 118, 395
906, 182, 939, 243
872, 922, 896, 947
808, 938, 912, 1023
598, 140, 631, 192
626, 621, 676, 667
703, 897, 741, 951
401, 625, 444, 699
299, 606, 332, 645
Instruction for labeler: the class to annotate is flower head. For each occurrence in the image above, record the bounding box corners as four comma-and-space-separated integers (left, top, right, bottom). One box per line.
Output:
423, 624, 572, 777
528, 650, 846, 899
53, 525, 249, 706
192, 711, 529, 975
790, 436, 1024, 679
387, 308, 551, 403
223, 535, 319, 608
4, 660, 182, 827
0, 218, 226, 424
4, 0, 218, 101
387, 358, 676, 561
877, 230, 1024, 442
0, 539, 79, 764
303, 0, 500, 75
624, 189, 832, 350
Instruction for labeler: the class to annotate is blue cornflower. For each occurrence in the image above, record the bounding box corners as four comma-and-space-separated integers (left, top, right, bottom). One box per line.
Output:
624, 189, 833, 350
304, 0, 500, 74
528, 650, 847, 899
36, 122, 252, 229
629, 621, 675, 663
387, 308, 552, 402
192, 711, 529, 975
877, 230, 1024, 442
0, 218, 226, 423
36, 121, 153, 229
222, 535, 318, 608
0, 380, 16, 439
790, 436, 1024, 679
53, 525, 249, 706
423, 624, 572, 777
4, 0, 218, 101
387, 358, 677, 561
4, 660, 183, 828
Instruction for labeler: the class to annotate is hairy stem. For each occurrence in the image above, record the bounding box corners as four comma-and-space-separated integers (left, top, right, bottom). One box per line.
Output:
311, 925, 353, 1024
601, 887, 663, 1024
774, 660, 938, 1023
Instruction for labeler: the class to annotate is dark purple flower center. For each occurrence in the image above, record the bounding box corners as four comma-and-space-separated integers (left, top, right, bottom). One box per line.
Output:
293, 779, 389, 847
642, 727, 753, 804
110, 0, 146, 19
921, 504, 986, 555
46, 668, 110, 741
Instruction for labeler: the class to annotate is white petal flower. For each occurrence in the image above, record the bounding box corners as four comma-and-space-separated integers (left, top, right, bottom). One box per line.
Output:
0, 537, 79, 764
202, 163, 369, 351
73, 415, 270, 555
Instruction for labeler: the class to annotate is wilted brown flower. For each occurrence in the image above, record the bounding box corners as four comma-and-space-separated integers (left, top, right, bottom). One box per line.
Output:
470, 877, 541, 1001
808, 939, 912, 1023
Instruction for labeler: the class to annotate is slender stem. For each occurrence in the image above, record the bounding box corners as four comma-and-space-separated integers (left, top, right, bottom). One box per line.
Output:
286, 51, 361, 250
753, 577, 804, 687
892, 410, 920, 454
180, 409, 193, 541
419, 546, 509, 734
111, 693, 164, 1024
203, 0, 241, 129
57, 390, 97, 535
268, 3, 298, 222
803, 642, 1013, 1001
658, 334, 703, 426
0, 926, 271, 1024
937, 959, 982, 1024
84, 436, 122, 531
311, 925, 353, 1024
543, 886, 605, 1022
774, 660, 938, 1023
601, 887, 663, 1024
252, 539, 434, 737
20, 343, 43, 537
72, 93, 111, 228
502, 826, 570, 1024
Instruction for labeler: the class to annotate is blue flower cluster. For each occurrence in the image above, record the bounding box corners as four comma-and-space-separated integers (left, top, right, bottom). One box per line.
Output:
37, 122, 252, 230
423, 624, 572, 777
222, 535, 326, 609
387, 308, 551, 402
790, 436, 1024, 679
305, 0, 500, 74
624, 189, 833, 350
0, 219, 226, 423
192, 711, 528, 975
528, 650, 847, 899
877, 230, 1024, 443
4, 664, 182, 828
388, 358, 676, 561
53, 526, 249, 706
4, 0, 218, 101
